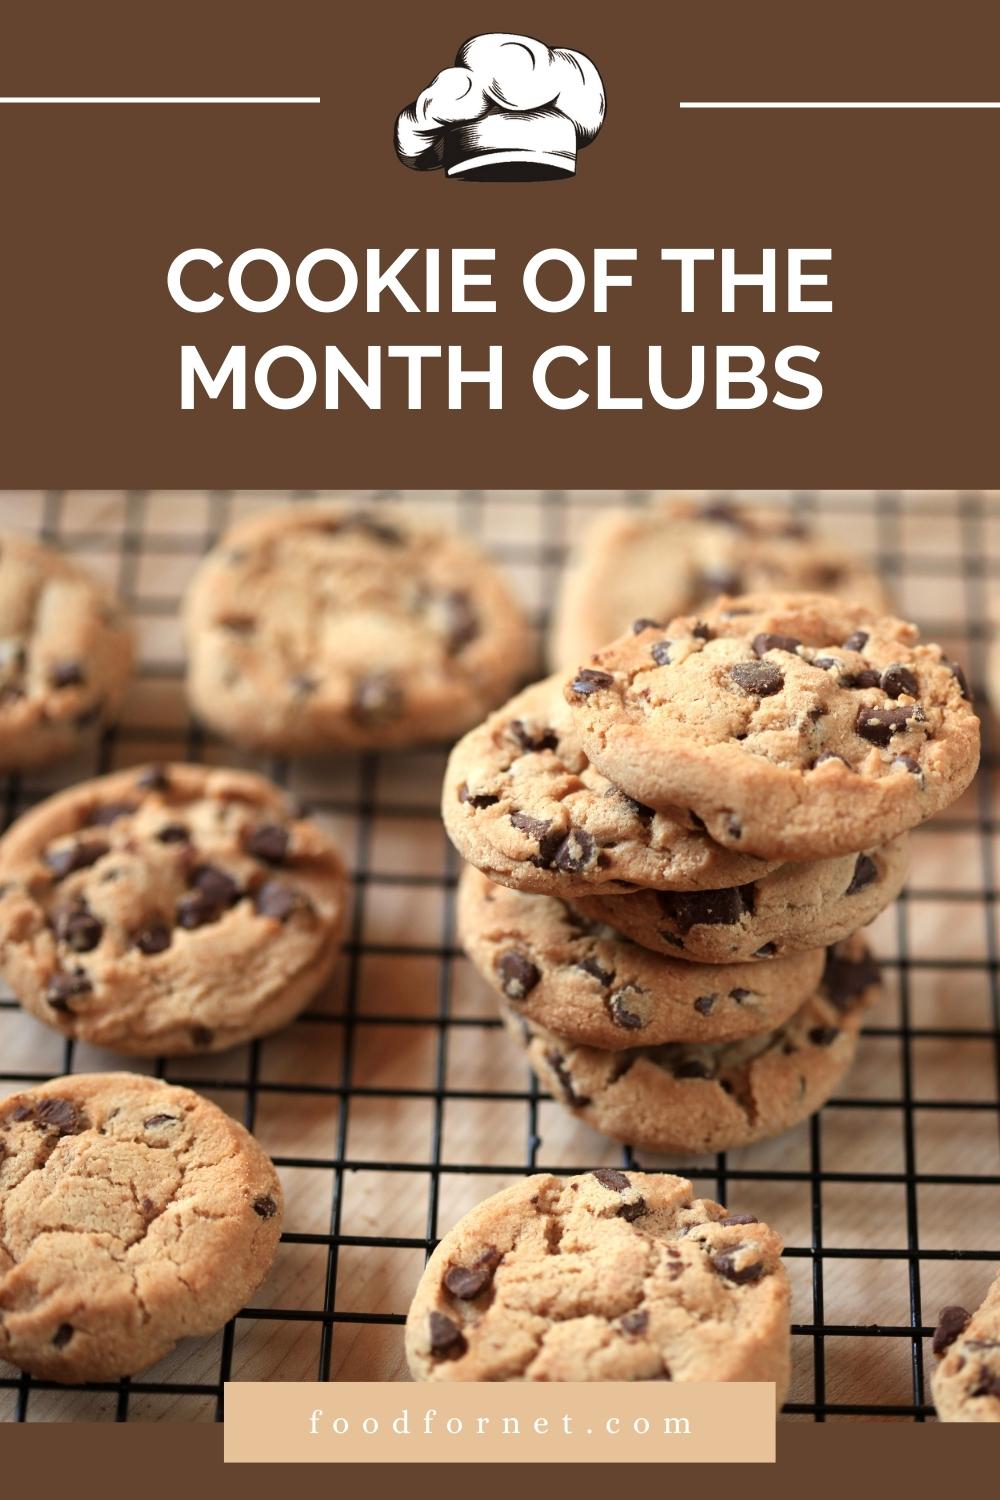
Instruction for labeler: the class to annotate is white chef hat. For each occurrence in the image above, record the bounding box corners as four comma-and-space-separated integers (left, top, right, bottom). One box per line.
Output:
395, 33, 606, 180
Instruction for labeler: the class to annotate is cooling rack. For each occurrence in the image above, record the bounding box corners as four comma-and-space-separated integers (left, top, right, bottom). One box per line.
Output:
0, 489, 997, 1425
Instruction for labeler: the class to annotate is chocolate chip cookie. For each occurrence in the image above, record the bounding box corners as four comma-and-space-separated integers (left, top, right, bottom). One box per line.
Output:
0, 763, 347, 1055
932, 1272, 1000, 1423
184, 502, 531, 752
550, 497, 888, 667
565, 594, 979, 861
458, 865, 825, 1050
0, 1072, 282, 1382
444, 675, 778, 895
406, 1170, 790, 1386
570, 836, 909, 963
0, 532, 133, 770
503, 938, 880, 1154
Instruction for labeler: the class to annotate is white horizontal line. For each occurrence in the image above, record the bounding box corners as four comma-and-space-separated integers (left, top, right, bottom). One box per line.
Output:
681, 100, 1000, 109
0, 96, 320, 104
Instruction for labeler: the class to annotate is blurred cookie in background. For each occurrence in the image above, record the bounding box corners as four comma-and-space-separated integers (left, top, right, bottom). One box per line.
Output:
0, 533, 134, 770
549, 496, 888, 667
184, 502, 532, 752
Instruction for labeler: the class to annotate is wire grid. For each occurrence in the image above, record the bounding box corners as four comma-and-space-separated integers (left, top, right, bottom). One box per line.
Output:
0, 488, 997, 1425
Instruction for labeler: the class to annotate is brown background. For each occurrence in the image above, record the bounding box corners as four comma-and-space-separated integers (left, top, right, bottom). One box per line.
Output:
0, 0, 998, 486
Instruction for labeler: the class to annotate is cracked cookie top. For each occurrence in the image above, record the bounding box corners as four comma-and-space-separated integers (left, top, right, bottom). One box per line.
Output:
444, 675, 778, 894
458, 865, 825, 1049
0, 1072, 282, 1382
932, 1271, 1000, 1423
0, 763, 347, 1055
0, 532, 134, 771
183, 502, 531, 752
550, 498, 888, 667
564, 593, 980, 860
406, 1170, 790, 1385
505, 937, 881, 1155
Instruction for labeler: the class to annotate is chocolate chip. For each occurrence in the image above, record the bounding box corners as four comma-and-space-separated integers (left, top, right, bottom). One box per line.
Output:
730, 988, 752, 1003
244, 824, 290, 864
190, 1025, 215, 1047
156, 823, 190, 843
191, 864, 240, 905
52, 1324, 74, 1349
443, 1247, 501, 1301
135, 922, 172, 955
949, 661, 971, 700
754, 943, 778, 958
892, 754, 922, 777
33, 1097, 87, 1136
693, 995, 716, 1016
442, 591, 479, 655
508, 719, 558, 753
881, 664, 919, 699
44, 839, 109, 880
46, 970, 92, 1011
176, 891, 226, 929
656, 884, 755, 933
856, 703, 924, 746
577, 956, 613, 987
843, 667, 881, 689
607, 987, 645, 1029
846, 853, 878, 896
650, 639, 673, 666
813, 656, 840, 671
49, 660, 84, 688
730, 662, 783, 696
842, 630, 869, 652
330, 511, 403, 546
254, 881, 299, 921
495, 949, 540, 1001
713, 1250, 764, 1284
458, 782, 499, 809
253, 1195, 278, 1219
136, 765, 171, 792
569, 668, 614, 696
932, 1305, 971, 1356
822, 947, 881, 1009
88, 801, 138, 826
618, 1197, 647, 1222
632, 618, 662, 634
591, 1168, 631, 1192
428, 1311, 466, 1359
971, 1371, 1000, 1400
544, 1050, 590, 1106
753, 633, 801, 657
351, 672, 403, 723
809, 1025, 840, 1046
620, 1309, 649, 1335
719, 1214, 759, 1226
56, 905, 103, 953
700, 567, 741, 595
143, 1113, 179, 1129
691, 621, 714, 641
551, 828, 597, 874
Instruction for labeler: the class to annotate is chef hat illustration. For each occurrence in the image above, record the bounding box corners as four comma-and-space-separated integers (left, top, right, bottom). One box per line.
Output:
395, 33, 606, 180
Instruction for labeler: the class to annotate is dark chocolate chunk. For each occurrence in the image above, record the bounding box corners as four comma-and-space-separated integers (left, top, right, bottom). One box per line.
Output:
880, 664, 919, 699
49, 660, 85, 689
846, 853, 878, 896
508, 719, 558, 753
495, 949, 540, 1001
457, 783, 499, 810
949, 661, 971, 700
691, 621, 714, 641
618, 1197, 647, 1222
190, 1024, 215, 1047
569, 668, 614, 696
813, 656, 840, 671
620, 1309, 649, 1336
44, 839, 109, 880
632, 618, 662, 634
33, 1097, 87, 1136
693, 995, 716, 1016
329, 511, 403, 546
729, 988, 752, 1004
56, 905, 103, 953
244, 823, 290, 864
254, 881, 299, 921
577, 956, 613, 987
443, 1251, 499, 1301
712, 1250, 765, 1284
52, 1324, 74, 1349
754, 943, 778, 958
855, 703, 923, 746
46, 969, 92, 1011
892, 754, 922, 777
752, 633, 801, 657
656, 884, 755, 933
143, 1113, 179, 1129
842, 630, 869, 652
809, 1026, 840, 1047
88, 801, 138, 826
730, 661, 783, 696
253, 1195, 279, 1219
551, 828, 597, 874
932, 1305, 971, 1356
136, 765, 171, 792
191, 864, 240, 906
971, 1371, 1000, 1400
843, 667, 881, 689
591, 1167, 631, 1192
650, 639, 673, 666
442, 591, 480, 655
822, 946, 881, 1010
544, 1050, 590, 1106
428, 1311, 467, 1359
156, 822, 190, 843
134, 922, 172, 956
607, 987, 645, 1029
176, 891, 226, 929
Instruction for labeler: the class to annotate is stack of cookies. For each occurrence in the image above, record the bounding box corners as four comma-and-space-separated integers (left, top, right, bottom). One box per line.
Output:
446, 591, 980, 1156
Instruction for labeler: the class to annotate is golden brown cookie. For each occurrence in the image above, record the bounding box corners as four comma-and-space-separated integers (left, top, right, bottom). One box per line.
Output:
931, 1272, 1000, 1423
0, 1073, 282, 1382
184, 502, 531, 752
406, 1170, 790, 1387
0, 763, 347, 1055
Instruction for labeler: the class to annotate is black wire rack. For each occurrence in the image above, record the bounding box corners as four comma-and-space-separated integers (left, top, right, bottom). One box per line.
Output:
0, 489, 997, 1424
